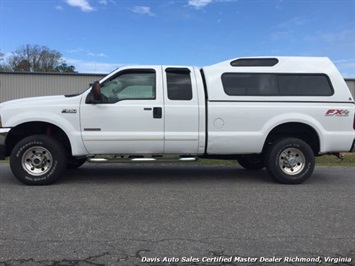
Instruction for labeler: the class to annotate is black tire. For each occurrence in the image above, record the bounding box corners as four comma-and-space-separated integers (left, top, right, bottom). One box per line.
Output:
67, 157, 87, 169
265, 138, 315, 184
10, 135, 67, 185
237, 154, 265, 170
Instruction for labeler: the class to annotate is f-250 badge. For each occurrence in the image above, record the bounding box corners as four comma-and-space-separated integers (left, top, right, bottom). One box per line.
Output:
325, 109, 349, 116
62, 109, 77, 114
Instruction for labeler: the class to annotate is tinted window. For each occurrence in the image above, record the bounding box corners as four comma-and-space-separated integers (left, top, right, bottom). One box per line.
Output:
278, 74, 333, 96
222, 73, 333, 96
231, 58, 278, 67
166, 69, 193, 100
222, 73, 278, 96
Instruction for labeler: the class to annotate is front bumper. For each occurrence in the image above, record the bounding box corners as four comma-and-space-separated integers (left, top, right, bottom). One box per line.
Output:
0, 128, 10, 160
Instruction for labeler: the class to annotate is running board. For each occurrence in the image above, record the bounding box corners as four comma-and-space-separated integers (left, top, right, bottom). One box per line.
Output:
88, 157, 198, 163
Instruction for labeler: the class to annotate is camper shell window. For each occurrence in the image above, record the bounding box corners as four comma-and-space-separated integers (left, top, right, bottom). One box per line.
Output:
222, 73, 333, 96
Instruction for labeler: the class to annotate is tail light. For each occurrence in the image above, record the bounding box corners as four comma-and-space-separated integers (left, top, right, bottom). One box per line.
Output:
353, 113, 355, 130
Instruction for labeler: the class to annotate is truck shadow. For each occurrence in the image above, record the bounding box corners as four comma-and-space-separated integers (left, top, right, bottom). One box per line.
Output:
0, 164, 327, 186
59, 164, 275, 185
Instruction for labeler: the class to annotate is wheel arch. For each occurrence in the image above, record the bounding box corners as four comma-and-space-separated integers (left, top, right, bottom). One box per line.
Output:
263, 122, 320, 155
5, 121, 72, 157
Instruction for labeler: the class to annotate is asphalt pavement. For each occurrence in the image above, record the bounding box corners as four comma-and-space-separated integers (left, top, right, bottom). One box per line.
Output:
0, 163, 354, 266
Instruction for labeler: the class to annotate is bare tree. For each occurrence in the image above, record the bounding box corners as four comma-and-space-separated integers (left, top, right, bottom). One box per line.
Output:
0, 52, 11, 71
8, 44, 76, 72
55, 63, 77, 73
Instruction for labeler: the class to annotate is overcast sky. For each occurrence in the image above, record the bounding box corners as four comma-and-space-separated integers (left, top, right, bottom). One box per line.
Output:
0, 0, 354, 77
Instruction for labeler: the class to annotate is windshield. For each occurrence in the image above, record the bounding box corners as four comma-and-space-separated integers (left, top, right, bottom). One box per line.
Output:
65, 67, 121, 97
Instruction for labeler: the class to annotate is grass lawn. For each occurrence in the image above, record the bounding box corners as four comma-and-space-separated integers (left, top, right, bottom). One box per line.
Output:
315, 153, 355, 167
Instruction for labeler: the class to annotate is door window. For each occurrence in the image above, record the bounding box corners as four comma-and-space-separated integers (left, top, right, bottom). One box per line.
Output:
100, 70, 156, 102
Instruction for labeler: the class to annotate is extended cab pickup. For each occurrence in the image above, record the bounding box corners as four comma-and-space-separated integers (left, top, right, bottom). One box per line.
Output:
0, 57, 354, 185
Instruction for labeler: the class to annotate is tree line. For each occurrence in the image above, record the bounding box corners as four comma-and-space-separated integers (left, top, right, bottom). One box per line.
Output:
0, 44, 77, 73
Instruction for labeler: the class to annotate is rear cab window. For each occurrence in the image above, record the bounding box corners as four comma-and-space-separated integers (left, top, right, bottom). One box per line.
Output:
165, 68, 193, 101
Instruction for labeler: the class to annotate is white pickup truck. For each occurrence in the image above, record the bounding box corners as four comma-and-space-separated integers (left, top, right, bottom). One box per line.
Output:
0, 57, 354, 185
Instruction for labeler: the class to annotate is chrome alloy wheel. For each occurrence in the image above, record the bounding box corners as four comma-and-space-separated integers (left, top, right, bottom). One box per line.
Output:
278, 147, 305, 175
21, 146, 53, 176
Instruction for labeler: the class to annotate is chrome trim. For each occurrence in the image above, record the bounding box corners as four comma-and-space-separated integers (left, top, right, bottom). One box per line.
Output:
84, 128, 101, 131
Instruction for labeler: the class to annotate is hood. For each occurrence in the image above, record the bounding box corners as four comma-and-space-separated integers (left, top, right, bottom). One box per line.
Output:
1, 95, 65, 108
0, 95, 83, 127
0, 95, 82, 111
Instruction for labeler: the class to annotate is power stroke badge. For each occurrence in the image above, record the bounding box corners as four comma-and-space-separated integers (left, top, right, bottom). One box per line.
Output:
61, 109, 77, 114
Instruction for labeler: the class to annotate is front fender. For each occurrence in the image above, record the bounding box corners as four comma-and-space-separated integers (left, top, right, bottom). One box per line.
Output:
8, 111, 87, 156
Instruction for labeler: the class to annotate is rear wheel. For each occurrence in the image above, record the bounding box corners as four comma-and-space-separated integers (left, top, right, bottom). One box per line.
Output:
265, 138, 315, 184
10, 135, 67, 185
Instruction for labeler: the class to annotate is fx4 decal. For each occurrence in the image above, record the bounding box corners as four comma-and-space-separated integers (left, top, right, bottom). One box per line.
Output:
325, 109, 350, 117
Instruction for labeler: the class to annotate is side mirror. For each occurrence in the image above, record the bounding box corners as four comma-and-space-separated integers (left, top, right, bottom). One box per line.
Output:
86, 81, 102, 104
91, 81, 102, 101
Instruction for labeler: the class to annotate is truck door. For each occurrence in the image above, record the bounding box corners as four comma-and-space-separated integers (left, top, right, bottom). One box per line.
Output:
163, 67, 201, 153
80, 67, 164, 154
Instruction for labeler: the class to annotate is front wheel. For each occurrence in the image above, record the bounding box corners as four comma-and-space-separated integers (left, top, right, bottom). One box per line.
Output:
10, 135, 67, 185
265, 138, 315, 184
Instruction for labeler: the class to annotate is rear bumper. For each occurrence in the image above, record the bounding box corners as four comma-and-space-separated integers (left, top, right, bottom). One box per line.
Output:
0, 128, 10, 160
